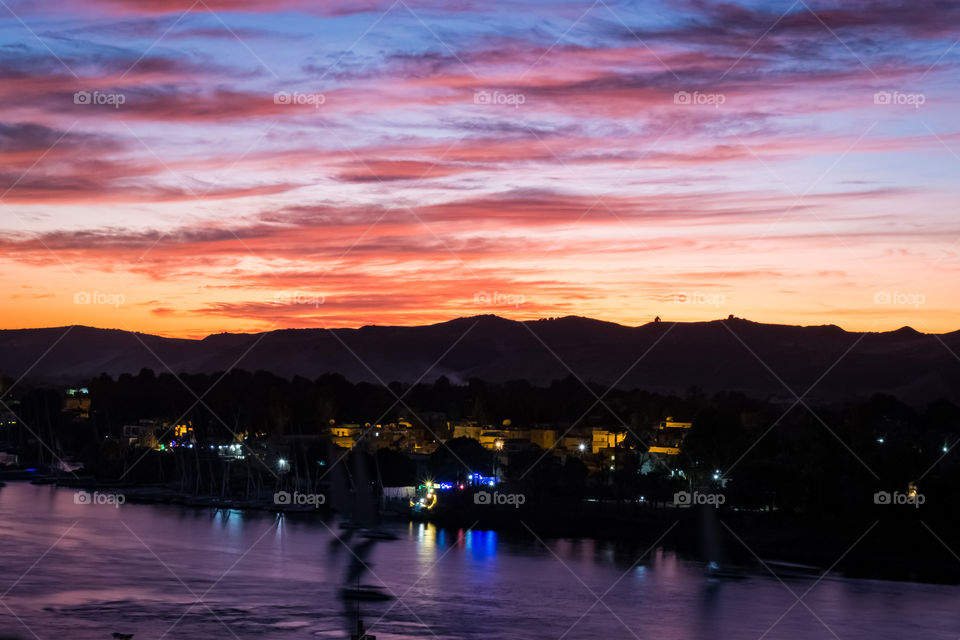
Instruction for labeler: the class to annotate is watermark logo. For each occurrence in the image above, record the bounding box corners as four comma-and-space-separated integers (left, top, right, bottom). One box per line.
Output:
74, 490, 125, 508
473, 291, 525, 308
273, 91, 326, 109
73, 290, 125, 307
873, 91, 925, 109
473, 90, 526, 109
73, 90, 126, 109
674, 90, 726, 108
873, 291, 925, 308
874, 490, 924, 508
674, 291, 725, 308
273, 291, 325, 308
274, 491, 326, 508
474, 490, 525, 508
673, 491, 725, 508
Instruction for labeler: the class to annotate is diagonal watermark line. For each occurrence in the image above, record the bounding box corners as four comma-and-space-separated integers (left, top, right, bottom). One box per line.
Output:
518, 0, 601, 81
153, 515, 281, 639
364, 521, 480, 633
1, 521, 78, 600
720, 326, 873, 478
720, 321, 880, 480
315, 122, 485, 281
0, 600, 42, 640
0, 398, 82, 480
200, 0, 281, 79
0, 118, 105, 406
117, 325, 280, 481
598, 0, 680, 81
121, 519, 244, 640
920, 38, 960, 80
920, 520, 960, 565
509, 120, 680, 286
515, 319, 677, 480
0, 0, 79, 79
121, 121, 280, 271
521, 521, 642, 640
398, 0, 480, 79
0, 122, 77, 202
119, 0, 200, 80
920, 119, 960, 163
0, 325, 74, 402
718, 0, 800, 82
0, 520, 78, 640
317, 518, 444, 640
112, 120, 475, 486
916, 329, 960, 480
271, 131, 470, 296
317, 321, 481, 483
796, 0, 879, 80
316, 0, 401, 83
887, 122, 960, 285
721, 521, 841, 640
556, 521, 678, 640
518, 321, 679, 480
719, 123, 879, 289
752, 520, 878, 640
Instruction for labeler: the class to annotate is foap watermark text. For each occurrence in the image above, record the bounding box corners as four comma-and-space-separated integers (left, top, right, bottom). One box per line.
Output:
874, 490, 924, 508
274, 91, 326, 109
674, 491, 725, 508
674, 291, 725, 308
274, 491, 326, 508
274, 292, 325, 308
74, 291, 125, 307
674, 90, 725, 107
474, 490, 525, 508
74, 90, 126, 109
874, 291, 925, 308
74, 490, 126, 508
474, 90, 525, 108
873, 91, 925, 109
474, 291, 525, 308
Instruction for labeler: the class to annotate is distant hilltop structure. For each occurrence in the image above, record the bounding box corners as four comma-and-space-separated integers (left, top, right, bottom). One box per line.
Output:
653, 314, 736, 323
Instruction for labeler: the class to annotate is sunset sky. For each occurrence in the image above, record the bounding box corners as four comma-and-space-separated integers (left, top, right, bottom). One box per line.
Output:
1, 0, 958, 337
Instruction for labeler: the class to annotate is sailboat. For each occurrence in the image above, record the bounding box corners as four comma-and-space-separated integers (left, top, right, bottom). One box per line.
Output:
338, 451, 395, 602
701, 495, 746, 580
350, 619, 376, 640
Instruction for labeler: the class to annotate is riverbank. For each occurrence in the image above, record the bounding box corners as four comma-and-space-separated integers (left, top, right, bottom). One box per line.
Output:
14, 478, 959, 586
3, 479, 954, 640
426, 505, 960, 585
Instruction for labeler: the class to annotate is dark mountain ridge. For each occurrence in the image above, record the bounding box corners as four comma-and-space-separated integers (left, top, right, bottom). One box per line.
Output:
1, 315, 958, 405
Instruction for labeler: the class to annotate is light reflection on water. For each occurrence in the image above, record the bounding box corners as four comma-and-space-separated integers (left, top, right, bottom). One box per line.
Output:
0, 482, 958, 639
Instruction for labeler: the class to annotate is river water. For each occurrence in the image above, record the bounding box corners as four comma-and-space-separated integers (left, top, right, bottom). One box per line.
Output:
0, 482, 956, 639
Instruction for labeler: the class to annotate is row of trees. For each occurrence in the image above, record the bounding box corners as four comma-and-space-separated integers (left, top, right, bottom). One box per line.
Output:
4, 370, 960, 526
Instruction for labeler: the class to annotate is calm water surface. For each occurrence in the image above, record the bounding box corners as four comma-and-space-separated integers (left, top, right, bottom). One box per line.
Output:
0, 482, 955, 639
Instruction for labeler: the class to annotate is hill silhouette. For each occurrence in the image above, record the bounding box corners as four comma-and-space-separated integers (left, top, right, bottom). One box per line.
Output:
1, 315, 958, 405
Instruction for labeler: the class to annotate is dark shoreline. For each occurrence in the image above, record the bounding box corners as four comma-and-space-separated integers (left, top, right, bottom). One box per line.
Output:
22, 479, 960, 586
425, 507, 960, 585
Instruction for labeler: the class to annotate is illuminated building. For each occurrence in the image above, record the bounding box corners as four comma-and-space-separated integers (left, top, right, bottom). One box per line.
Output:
63, 387, 91, 420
